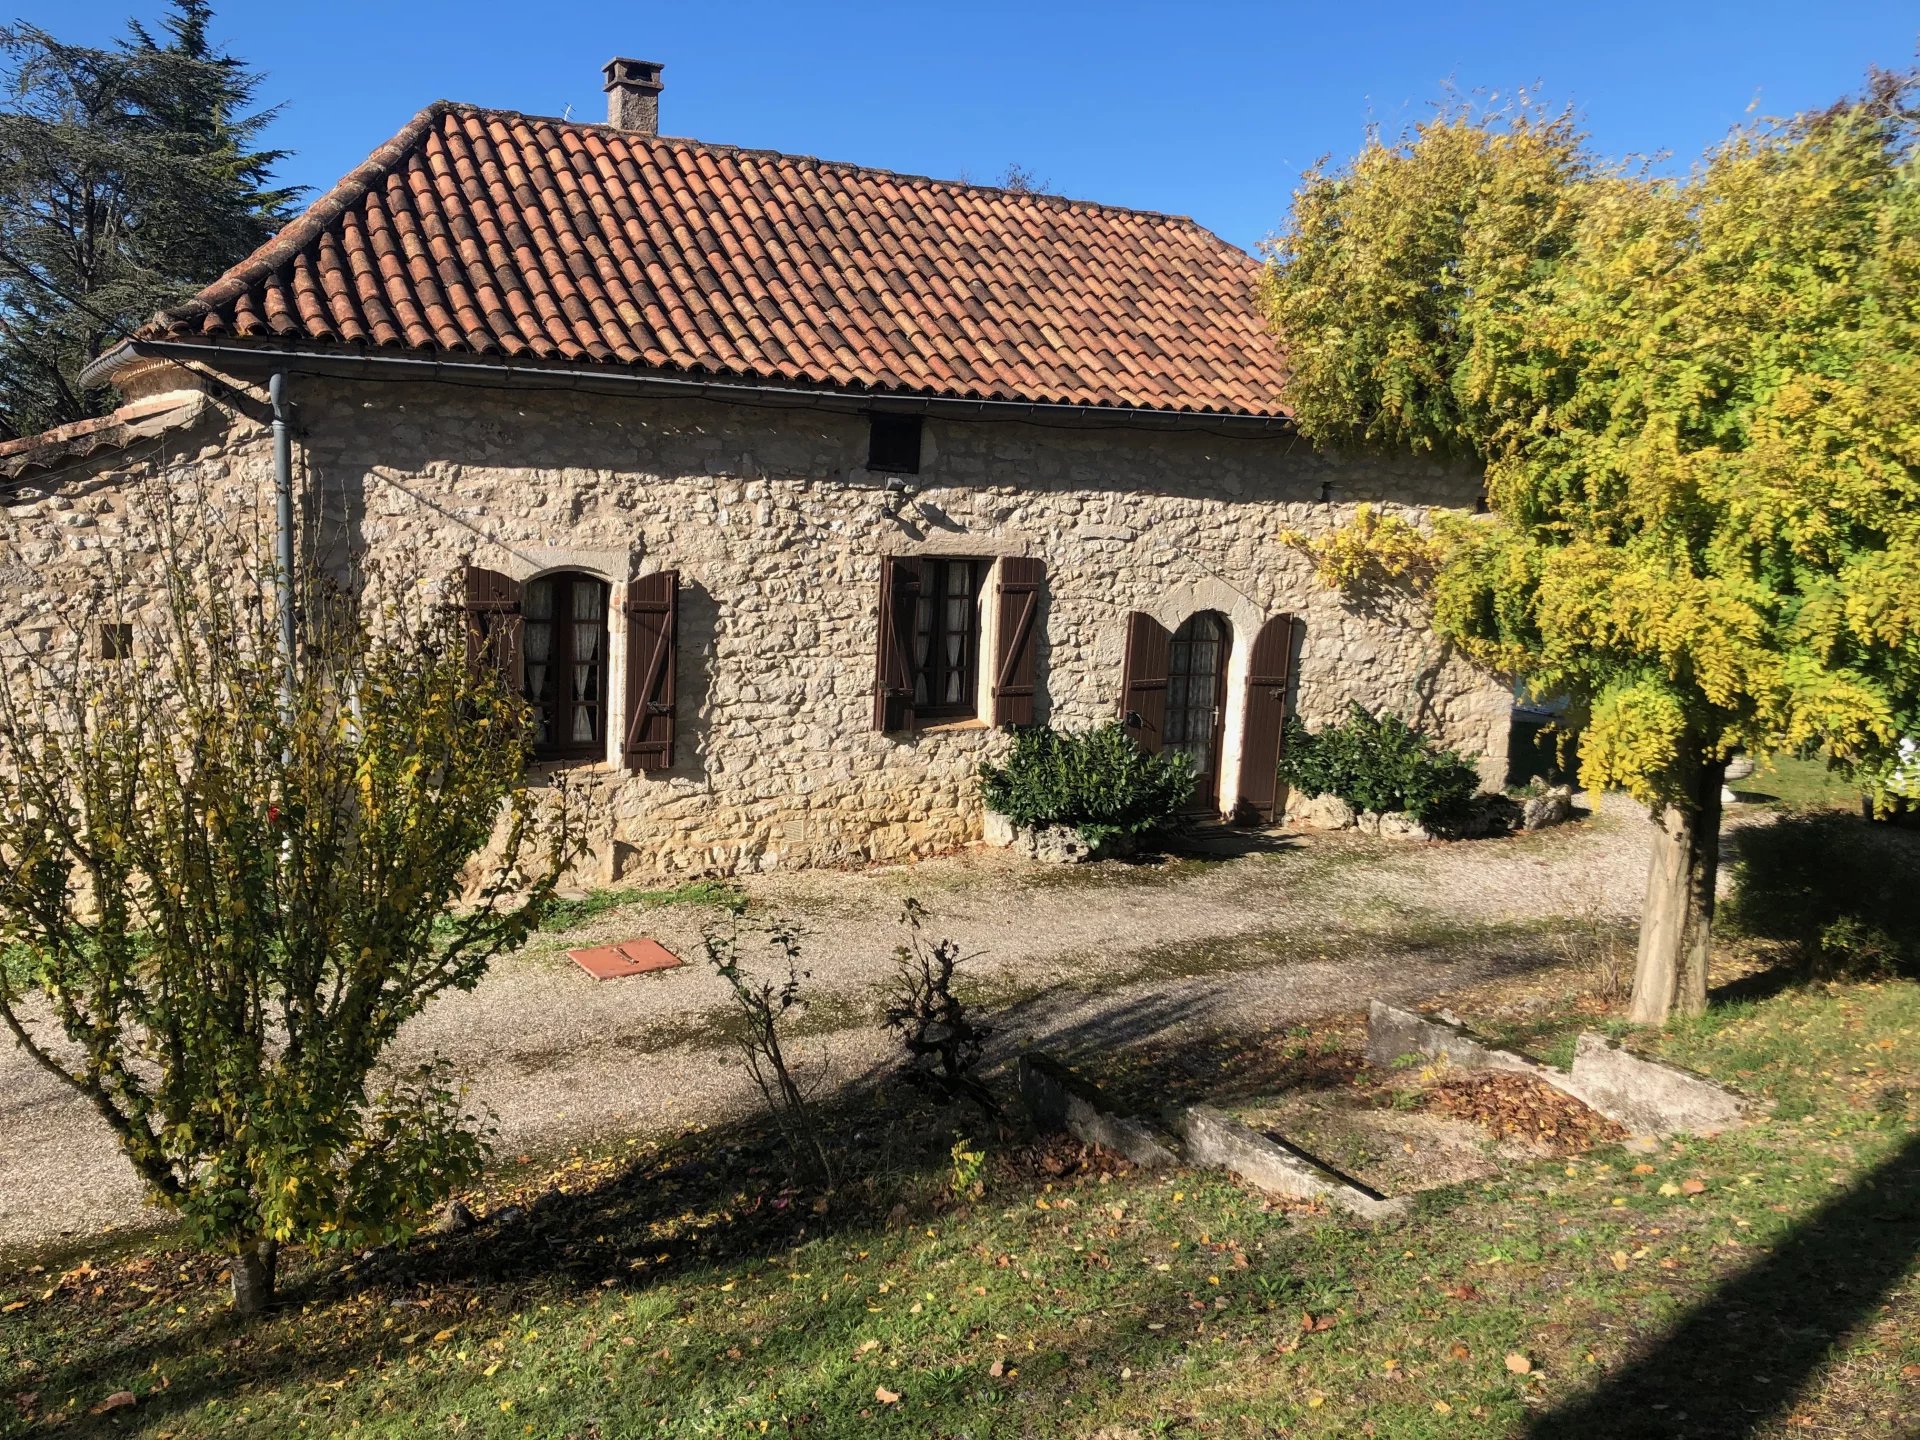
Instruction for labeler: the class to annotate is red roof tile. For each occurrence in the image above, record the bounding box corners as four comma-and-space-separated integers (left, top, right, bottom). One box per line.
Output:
143, 104, 1290, 418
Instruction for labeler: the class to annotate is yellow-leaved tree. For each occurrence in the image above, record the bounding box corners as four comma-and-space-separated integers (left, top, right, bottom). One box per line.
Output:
1261, 74, 1920, 1023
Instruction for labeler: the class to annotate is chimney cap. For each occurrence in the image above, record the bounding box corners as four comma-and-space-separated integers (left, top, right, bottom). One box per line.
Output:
603, 57, 664, 96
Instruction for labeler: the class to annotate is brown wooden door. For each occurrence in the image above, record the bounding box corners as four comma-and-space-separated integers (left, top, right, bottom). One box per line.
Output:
1165, 612, 1230, 812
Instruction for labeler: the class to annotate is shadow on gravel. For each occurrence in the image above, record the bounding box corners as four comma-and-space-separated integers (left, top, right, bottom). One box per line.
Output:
1525, 1127, 1920, 1440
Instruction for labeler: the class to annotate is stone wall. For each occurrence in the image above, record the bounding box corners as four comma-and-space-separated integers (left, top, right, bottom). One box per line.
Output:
0, 371, 1511, 877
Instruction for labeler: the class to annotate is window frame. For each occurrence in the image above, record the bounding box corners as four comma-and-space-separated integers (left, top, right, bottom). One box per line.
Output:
911, 556, 984, 723
522, 571, 611, 763
867, 413, 923, 475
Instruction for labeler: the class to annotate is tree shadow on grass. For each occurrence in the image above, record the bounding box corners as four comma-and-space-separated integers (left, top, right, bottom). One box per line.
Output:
1524, 1127, 1920, 1439
21, 988, 1225, 1437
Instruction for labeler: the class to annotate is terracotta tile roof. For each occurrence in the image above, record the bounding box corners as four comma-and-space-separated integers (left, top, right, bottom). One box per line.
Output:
0, 392, 210, 479
142, 103, 1290, 418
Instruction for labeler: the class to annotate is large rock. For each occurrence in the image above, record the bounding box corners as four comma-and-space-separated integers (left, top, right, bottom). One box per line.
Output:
1178, 1105, 1408, 1219
1521, 784, 1575, 831
1025, 824, 1093, 864
985, 815, 1139, 864
1018, 1054, 1179, 1169
1567, 1034, 1750, 1137
981, 810, 1018, 848
1289, 793, 1356, 831
1374, 811, 1432, 842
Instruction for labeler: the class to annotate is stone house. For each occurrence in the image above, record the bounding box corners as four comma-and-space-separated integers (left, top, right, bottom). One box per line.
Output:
0, 59, 1508, 878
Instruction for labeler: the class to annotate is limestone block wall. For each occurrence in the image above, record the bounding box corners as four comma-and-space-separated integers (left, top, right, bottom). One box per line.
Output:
0, 373, 1512, 877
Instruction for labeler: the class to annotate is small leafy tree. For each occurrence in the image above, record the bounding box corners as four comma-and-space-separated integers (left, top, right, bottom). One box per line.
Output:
1261, 76, 1920, 1022
0, 499, 569, 1314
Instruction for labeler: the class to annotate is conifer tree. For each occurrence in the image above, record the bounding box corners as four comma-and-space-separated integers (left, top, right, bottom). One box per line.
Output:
0, 2, 294, 438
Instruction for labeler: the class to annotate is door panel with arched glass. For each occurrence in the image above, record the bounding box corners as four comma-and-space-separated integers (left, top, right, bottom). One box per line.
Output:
1165, 611, 1229, 812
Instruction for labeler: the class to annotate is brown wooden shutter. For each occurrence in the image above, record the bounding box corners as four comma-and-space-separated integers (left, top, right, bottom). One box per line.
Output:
873, 556, 922, 732
990, 556, 1044, 727
463, 565, 522, 692
623, 570, 678, 772
1239, 613, 1299, 821
1118, 611, 1171, 753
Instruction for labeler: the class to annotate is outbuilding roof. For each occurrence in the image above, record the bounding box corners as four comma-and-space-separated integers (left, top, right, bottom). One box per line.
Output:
136, 103, 1291, 418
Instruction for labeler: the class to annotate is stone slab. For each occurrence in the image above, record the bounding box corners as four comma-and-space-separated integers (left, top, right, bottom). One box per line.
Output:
1366, 999, 1548, 1079
1178, 1105, 1409, 1219
1568, 1033, 1750, 1137
1017, 1053, 1179, 1169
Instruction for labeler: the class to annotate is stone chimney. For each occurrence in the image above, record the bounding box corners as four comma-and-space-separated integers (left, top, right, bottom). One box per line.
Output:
602, 58, 664, 136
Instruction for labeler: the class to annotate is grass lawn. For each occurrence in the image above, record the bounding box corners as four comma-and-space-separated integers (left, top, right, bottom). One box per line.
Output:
1737, 753, 1868, 812
3, 959, 1916, 1438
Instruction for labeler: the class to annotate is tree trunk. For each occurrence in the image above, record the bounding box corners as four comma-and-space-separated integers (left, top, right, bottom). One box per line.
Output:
1627, 759, 1727, 1026
230, 1236, 279, 1317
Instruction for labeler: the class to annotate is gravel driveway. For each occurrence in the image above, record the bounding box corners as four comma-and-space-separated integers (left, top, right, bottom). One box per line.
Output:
0, 795, 1660, 1250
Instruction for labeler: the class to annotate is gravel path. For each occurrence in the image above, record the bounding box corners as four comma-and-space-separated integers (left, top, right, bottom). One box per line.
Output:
0, 795, 1660, 1251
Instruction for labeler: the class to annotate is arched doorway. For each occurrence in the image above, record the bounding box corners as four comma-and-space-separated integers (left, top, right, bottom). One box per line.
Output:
1166, 611, 1231, 812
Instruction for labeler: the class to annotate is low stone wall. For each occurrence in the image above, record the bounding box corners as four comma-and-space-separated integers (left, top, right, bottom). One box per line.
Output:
1018, 1052, 1407, 1217
1179, 1105, 1409, 1219
1017, 1054, 1178, 1169
1366, 1000, 1753, 1138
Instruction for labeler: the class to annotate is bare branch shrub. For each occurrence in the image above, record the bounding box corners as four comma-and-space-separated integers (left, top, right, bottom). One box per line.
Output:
883, 899, 997, 1118
704, 918, 834, 1187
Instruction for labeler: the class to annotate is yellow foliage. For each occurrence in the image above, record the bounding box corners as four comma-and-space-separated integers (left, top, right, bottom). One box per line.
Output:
1264, 82, 1920, 806
1279, 504, 1444, 596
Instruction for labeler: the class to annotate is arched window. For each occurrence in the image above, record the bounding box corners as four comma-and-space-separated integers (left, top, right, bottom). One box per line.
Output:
523, 571, 609, 761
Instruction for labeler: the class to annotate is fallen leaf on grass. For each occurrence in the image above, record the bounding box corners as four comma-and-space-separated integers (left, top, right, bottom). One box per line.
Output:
1610, 1251, 1630, 1271
1505, 1353, 1533, 1375
90, 1392, 136, 1415
1681, 1178, 1707, 1195
1300, 1311, 1336, 1333
875, 1387, 900, 1405
988, 1360, 1004, 1378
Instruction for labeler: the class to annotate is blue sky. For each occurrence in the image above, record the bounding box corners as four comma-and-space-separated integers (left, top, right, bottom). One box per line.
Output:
11, 1, 1916, 251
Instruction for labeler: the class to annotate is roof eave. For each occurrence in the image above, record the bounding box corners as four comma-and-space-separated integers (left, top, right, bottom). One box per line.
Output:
118, 338, 1297, 434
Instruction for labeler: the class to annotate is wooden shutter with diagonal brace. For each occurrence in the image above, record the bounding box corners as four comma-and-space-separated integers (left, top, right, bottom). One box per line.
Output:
1239, 613, 1299, 821
1118, 611, 1171, 753
990, 556, 1044, 727
623, 570, 678, 772
463, 565, 523, 695
872, 556, 922, 732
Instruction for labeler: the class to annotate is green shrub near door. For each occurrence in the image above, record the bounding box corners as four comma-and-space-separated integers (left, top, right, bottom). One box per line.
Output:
977, 723, 1194, 848
1279, 703, 1479, 826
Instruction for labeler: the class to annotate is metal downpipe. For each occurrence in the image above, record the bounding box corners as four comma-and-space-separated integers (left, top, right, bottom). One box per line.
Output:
268, 370, 295, 719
